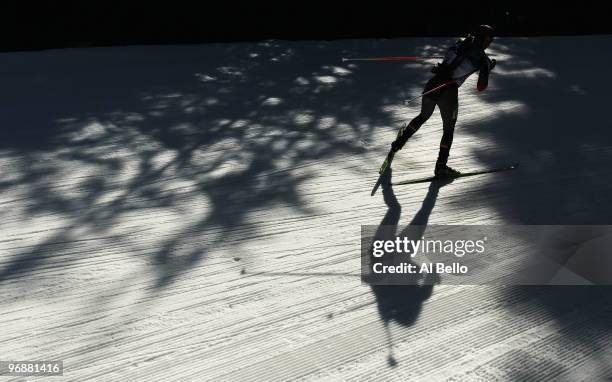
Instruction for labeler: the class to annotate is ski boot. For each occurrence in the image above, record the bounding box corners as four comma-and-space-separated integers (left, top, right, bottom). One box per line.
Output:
379, 124, 410, 174
434, 163, 461, 177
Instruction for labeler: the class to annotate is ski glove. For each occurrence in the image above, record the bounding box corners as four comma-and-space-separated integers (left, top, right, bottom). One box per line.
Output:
477, 56, 495, 91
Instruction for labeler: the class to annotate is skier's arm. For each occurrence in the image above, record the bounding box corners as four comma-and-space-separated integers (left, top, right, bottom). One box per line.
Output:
477, 56, 496, 91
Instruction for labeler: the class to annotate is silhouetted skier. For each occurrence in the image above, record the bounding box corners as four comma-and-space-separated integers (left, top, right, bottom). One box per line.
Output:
380, 24, 497, 176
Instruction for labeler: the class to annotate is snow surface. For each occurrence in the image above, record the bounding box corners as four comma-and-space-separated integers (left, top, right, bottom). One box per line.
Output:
0, 36, 611, 381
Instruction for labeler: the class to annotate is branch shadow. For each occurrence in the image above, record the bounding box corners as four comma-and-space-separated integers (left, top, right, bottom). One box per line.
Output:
0, 39, 436, 351
451, 36, 612, 378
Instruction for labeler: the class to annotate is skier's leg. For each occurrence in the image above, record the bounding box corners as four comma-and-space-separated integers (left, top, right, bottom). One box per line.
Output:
435, 85, 459, 169
391, 95, 436, 152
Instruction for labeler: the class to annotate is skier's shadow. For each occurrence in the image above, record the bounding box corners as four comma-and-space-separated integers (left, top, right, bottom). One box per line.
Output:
367, 168, 453, 366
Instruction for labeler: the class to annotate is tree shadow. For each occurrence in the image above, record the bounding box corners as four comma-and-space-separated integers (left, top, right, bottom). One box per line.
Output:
498, 285, 612, 380
461, 36, 612, 224
454, 36, 612, 378
3, 36, 609, 376
0, 43, 388, 280
0, 39, 436, 346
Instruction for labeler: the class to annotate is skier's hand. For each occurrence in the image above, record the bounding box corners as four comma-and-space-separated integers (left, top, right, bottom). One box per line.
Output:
489, 58, 497, 71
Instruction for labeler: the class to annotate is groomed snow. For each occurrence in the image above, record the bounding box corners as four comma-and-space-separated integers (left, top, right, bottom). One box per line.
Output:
1, 36, 611, 381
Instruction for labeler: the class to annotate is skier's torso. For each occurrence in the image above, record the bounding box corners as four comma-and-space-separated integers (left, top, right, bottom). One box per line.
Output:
441, 37, 490, 86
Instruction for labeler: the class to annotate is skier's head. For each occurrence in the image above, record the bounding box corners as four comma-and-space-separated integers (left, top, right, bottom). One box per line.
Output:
474, 24, 495, 49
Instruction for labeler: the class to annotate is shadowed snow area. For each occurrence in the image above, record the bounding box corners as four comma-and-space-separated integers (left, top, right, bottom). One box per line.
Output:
0, 36, 611, 381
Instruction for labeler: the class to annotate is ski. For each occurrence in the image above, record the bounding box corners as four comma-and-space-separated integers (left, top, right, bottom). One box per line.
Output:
379, 151, 395, 174
371, 151, 395, 196
392, 163, 519, 185
379, 122, 410, 175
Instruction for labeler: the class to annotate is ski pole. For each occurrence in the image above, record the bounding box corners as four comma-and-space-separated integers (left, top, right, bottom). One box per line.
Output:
403, 80, 457, 105
342, 53, 498, 63
342, 56, 445, 62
